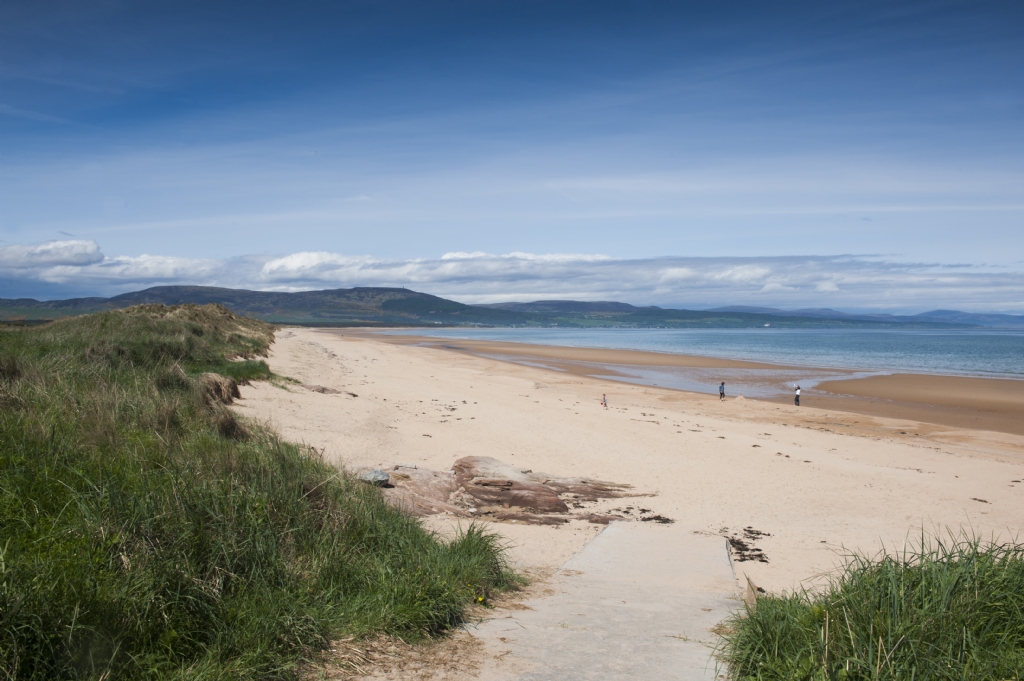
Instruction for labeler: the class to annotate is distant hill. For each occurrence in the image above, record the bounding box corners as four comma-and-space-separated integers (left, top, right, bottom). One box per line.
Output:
480, 300, 643, 314
707, 306, 1024, 328
0, 286, 521, 326
912, 309, 1024, 328
0, 285, 988, 328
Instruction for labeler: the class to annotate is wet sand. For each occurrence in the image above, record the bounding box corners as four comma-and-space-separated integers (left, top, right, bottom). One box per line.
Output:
373, 333, 798, 369
814, 374, 1024, 436
364, 331, 1024, 436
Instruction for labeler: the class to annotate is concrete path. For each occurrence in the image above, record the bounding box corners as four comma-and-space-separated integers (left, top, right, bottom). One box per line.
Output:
469, 523, 738, 680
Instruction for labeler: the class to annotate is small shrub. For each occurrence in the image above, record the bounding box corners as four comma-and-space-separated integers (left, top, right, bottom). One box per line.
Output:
0, 353, 20, 380
719, 533, 1024, 680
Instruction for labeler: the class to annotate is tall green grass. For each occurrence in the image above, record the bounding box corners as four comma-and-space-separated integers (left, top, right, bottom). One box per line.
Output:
0, 305, 514, 680
720, 534, 1024, 680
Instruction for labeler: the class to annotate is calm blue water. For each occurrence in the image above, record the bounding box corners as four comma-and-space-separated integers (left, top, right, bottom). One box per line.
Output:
385, 328, 1024, 378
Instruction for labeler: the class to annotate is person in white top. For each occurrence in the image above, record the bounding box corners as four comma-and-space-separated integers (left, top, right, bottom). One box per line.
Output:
794, 385, 801, 406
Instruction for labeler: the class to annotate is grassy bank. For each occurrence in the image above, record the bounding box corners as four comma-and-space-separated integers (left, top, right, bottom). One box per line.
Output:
0, 305, 514, 680
720, 535, 1024, 680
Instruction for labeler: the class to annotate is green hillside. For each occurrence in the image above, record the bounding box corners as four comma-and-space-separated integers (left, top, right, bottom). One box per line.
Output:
0, 286, 974, 328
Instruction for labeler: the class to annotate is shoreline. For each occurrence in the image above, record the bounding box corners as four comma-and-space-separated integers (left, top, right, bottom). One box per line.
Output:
235, 327, 1024, 599
350, 330, 1024, 436
367, 327, 1024, 380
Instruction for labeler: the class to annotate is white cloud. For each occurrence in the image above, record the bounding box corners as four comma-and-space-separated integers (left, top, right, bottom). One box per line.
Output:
441, 251, 491, 260
758, 282, 796, 293
260, 252, 380, 279
1, 241, 1022, 313
0, 240, 104, 268
44, 254, 225, 286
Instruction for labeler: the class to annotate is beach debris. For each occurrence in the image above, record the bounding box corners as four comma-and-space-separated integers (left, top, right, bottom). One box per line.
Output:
357, 469, 391, 486
742, 575, 765, 610
640, 514, 675, 524
725, 527, 771, 563
608, 506, 675, 524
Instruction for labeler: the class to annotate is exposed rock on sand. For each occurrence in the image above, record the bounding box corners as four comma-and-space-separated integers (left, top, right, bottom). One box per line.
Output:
302, 383, 360, 397
303, 384, 340, 394
380, 456, 638, 525
453, 456, 569, 513
356, 469, 391, 486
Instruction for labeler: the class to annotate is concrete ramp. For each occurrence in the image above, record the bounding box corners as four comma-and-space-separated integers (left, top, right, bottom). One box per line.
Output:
471, 523, 737, 680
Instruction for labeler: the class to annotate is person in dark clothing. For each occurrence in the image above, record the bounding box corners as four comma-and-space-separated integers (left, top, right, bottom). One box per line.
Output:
719, 382, 725, 400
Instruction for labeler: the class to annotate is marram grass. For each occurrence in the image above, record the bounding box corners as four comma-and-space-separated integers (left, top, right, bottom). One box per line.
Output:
719, 534, 1024, 680
0, 305, 514, 680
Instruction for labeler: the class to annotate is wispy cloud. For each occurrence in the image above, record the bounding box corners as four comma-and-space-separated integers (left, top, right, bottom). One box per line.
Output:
0, 103, 73, 125
2, 240, 1022, 313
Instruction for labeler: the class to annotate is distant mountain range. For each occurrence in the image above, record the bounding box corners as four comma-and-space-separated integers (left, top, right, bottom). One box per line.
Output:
1, 285, 1020, 328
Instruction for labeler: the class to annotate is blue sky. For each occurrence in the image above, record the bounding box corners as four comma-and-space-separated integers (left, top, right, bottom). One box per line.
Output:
1, 1, 1022, 310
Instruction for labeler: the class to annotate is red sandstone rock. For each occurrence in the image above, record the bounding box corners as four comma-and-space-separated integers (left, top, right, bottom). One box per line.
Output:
453, 456, 568, 514
377, 456, 648, 526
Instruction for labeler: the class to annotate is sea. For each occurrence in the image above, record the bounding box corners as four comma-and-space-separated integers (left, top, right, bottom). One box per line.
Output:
383, 327, 1024, 398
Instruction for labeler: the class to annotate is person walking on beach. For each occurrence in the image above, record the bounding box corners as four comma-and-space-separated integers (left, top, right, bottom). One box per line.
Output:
794, 385, 801, 406
601, 394, 608, 409
719, 382, 726, 400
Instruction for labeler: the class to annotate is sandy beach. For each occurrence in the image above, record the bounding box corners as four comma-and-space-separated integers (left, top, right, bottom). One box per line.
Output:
234, 327, 1024, 598
375, 332, 1024, 436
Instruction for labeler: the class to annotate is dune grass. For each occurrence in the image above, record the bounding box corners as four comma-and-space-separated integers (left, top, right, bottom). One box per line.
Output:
0, 304, 515, 680
719, 534, 1024, 680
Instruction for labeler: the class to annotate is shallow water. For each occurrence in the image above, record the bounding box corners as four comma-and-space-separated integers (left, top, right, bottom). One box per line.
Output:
469, 351, 875, 399
386, 327, 1024, 378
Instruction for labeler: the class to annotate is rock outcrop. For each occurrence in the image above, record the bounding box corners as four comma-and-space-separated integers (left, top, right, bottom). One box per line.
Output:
379, 456, 641, 525
452, 456, 569, 513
